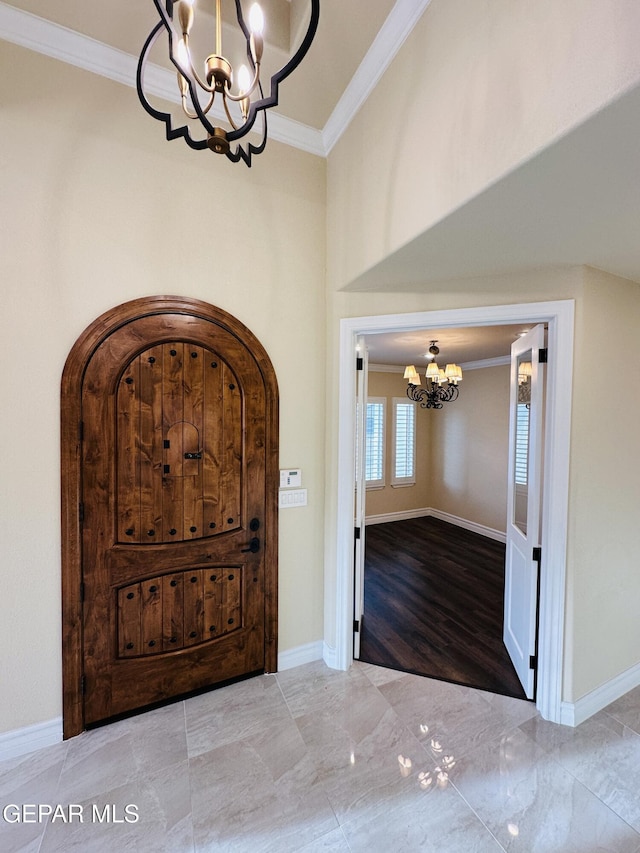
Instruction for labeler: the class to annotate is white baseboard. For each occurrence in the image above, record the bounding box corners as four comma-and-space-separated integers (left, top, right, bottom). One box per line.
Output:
560, 659, 640, 727
2, 643, 325, 760
365, 507, 432, 526
277, 640, 324, 672
365, 506, 506, 543
322, 641, 341, 670
0, 716, 63, 762
428, 508, 506, 543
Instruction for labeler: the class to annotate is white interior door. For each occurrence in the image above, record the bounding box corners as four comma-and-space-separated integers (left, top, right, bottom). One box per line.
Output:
504, 324, 545, 699
353, 336, 368, 658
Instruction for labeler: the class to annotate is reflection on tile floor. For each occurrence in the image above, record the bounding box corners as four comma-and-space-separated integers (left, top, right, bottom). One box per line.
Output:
2, 661, 640, 852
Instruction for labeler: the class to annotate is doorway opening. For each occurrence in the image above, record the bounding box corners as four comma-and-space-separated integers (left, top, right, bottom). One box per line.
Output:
333, 301, 574, 723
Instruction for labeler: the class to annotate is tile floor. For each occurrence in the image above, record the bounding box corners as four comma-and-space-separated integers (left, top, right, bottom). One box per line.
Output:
1, 660, 640, 852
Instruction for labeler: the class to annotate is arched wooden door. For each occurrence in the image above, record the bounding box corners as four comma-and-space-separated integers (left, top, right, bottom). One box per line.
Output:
61, 297, 278, 738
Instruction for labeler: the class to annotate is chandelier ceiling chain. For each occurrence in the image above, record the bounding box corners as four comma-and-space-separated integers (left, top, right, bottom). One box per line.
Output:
137, 0, 320, 166
404, 341, 463, 410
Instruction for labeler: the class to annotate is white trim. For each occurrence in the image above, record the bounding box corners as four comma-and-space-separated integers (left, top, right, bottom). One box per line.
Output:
365, 507, 431, 525
364, 506, 505, 542
461, 355, 510, 371
332, 301, 575, 724
369, 363, 405, 373
560, 659, 640, 727
0, 3, 325, 158
322, 642, 338, 670
322, 0, 434, 153
0, 717, 63, 762
370, 356, 510, 373
428, 508, 506, 543
277, 640, 323, 672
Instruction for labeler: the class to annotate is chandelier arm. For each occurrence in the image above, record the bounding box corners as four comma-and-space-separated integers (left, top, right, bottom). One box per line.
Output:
225, 77, 264, 144
406, 381, 457, 409
180, 88, 215, 120
224, 63, 261, 103
221, 94, 240, 131
181, 35, 216, 94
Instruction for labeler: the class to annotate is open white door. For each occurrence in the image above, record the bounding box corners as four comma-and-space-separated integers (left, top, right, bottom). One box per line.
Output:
504, 324, 546, 699
353, 337, 368, 658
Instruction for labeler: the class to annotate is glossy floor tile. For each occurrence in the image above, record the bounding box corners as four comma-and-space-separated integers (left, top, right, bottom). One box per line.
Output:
1, 662, 639, 852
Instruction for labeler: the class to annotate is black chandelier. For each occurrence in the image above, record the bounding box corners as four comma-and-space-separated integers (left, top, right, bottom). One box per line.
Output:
137, 0, 320, 166
404, 341, 463, 410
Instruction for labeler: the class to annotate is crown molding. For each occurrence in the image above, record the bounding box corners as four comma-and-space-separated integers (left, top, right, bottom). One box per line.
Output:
0, 2, 325, 157
0, 0, 429, 159
461, 355, 510, 371
322, 0, 433, 154
370, 355, 510, 373
368, 363, 404, 373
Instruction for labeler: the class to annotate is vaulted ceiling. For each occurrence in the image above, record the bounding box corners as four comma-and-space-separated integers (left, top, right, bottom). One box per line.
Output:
0, 0, 425, 156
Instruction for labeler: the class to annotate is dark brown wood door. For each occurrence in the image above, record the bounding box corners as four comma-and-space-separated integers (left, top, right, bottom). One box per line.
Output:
78, 309, 273, 725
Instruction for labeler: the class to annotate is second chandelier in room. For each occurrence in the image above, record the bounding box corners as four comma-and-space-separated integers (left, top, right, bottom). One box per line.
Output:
404, 341, 463, 410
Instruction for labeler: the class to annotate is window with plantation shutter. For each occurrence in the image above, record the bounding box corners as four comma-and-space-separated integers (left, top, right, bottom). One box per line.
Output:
392, 398, 416, 486
365, 398, 385, 487
515, 403, 529, 485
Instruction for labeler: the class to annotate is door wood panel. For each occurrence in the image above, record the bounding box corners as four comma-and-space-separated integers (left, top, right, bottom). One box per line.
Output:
61, 297, 278, 738
114, 341, 241, 545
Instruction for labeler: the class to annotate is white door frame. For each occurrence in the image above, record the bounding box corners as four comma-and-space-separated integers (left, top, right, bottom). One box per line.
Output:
330, 300, 574, 723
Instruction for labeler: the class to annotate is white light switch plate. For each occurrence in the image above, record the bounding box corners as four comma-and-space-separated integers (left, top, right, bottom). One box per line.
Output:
279, 488, 307, 508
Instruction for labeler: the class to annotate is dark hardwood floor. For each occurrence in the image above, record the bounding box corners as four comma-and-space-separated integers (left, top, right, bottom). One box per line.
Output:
359, 516, 528, 700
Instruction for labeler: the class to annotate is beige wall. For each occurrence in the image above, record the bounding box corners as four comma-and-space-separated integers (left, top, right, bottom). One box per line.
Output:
328, 0, 640, 289
565, 267, 640, 699
0, 45, 326, 734
366, 365, 510, 533
430, 365, 510, 533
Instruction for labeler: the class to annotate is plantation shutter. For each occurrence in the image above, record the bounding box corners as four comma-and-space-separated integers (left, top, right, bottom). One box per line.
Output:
393, 399, 416, 485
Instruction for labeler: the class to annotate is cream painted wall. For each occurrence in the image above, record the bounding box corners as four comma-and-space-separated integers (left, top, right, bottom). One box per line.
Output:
364, 370, 431, 517
430, 365, 510, 533
565, 267, 640, 700
0, 45, 326, 734
329, 0, 640, 288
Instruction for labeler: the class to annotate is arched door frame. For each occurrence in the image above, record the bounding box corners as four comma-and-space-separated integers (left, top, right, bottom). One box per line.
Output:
61, 296, 279, 739
331, 300, 574, 724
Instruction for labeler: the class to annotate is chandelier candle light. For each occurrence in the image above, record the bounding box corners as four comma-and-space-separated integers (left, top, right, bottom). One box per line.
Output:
137, 0, 320, 165
404, 341, 463, 409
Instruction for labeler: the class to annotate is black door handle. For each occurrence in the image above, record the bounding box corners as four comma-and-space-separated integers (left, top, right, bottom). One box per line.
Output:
241, 537, 260, 554
184, 452, 202, 460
